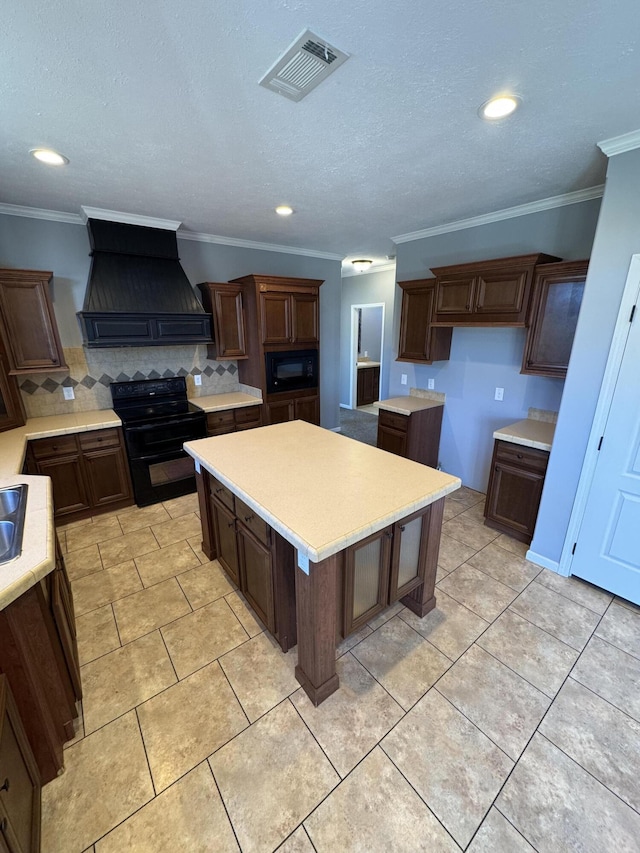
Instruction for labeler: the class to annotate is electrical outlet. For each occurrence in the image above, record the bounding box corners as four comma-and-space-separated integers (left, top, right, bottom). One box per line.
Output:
495, 387, 504, 401
401, 374, 408, 385
428, 378, 435, 390
364, 351, 368, 357
63, 386, 75, 400
194, 374, 202, 386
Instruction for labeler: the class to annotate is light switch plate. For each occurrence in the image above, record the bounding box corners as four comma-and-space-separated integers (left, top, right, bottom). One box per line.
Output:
495, 387, 504, 401
428, 378, 435, 390
63, 386, 75, 400
401, 374, 408, 385
194, 374, 202, 386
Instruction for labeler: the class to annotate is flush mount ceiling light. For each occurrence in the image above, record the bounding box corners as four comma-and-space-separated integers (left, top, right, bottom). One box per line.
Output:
275, 205, 293, 216
479, 95, 521, 120
30, 148, 69, 165
352, 259, 373, 272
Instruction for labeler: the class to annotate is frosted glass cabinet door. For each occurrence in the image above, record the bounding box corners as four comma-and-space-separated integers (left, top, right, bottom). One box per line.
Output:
343, 527, 392, 635
389, 508, 429, 602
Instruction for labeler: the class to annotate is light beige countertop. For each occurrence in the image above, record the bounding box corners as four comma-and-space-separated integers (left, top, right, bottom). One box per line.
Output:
493, 418, 555, 452
190, 392, 263, 413
0, 410, 121, 479
0, 475, 54, 610
185, 420, 460, 563
375, 396, 444, 415
356, 361, 381, 369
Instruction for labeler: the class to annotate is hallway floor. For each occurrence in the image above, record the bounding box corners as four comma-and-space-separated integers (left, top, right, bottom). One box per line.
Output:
43, 487, 640, 852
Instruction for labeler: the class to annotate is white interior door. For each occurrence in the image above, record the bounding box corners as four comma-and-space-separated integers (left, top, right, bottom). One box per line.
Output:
571, 272, 640, 604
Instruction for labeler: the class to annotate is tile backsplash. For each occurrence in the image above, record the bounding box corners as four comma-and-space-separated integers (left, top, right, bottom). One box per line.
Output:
20, 346, 239, 417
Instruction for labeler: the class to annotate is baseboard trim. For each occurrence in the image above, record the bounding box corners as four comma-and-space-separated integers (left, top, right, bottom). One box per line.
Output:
330, 426, 341, 432
525, 549, 566, 575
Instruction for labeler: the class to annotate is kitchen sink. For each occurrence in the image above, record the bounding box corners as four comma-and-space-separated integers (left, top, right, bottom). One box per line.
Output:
0, 484, 28, 564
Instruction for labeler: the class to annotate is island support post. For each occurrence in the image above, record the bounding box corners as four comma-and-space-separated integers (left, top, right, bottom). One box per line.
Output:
294, 552, 340, 706
400, 497, 444, 618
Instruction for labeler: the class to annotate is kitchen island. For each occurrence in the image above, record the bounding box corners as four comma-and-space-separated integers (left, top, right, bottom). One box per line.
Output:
185, 421, 460, 705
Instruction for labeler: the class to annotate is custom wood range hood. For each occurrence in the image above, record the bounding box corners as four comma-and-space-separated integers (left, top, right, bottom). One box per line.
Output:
77, 217, 212, 347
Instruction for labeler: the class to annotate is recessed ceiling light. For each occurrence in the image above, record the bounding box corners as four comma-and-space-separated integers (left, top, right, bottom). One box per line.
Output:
352, 259, 373, 272
275, 205, 293, 216
479, 95, 520, 120
30, 148, 69, 166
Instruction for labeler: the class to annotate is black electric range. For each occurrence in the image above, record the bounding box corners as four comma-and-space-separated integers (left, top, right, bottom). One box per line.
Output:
111, 377, 207, 506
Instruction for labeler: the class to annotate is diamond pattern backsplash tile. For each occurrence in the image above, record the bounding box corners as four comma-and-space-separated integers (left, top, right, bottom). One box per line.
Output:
19, 345, 240, 418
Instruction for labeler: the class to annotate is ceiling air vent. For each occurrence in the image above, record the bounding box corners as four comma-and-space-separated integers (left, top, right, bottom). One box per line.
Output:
259, 29, 349, 102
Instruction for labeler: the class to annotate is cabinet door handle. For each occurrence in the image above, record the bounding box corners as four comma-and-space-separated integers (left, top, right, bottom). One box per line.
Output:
52, 444, 58, 451
517, 453, 523, 459
385, 531, 393, 539
495, 465, 499, 472
0, 817, 6, 834
399, 525, 406, 532
215, 487, 224, 494
244, 515, 254, 523
228, 521, 235, 529
0, 777, 8, 792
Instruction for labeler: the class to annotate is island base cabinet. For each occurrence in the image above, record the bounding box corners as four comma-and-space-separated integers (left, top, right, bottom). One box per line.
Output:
211, 498, 240, 587
484, 440, 549, 543
0, 676, 41, 853
237, 526, 275, 634
343, 502, 443, 633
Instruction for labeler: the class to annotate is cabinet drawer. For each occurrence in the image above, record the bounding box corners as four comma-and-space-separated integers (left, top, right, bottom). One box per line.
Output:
494, 440, 549, 472
207, 410, 235, 429
236, 497, 270, 546
378, 409, 408, 432
30, 434, 78, 459
234, 405, 261, 426
209, 476, 235, 512
78, 428, 121, 452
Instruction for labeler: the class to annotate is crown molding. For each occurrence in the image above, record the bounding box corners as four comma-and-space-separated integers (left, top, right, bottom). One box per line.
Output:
0, 202, 83, 224
598, 129, 640, 157
341, 261, 396, 278
392, 185, 605, 244
0, 200, 343, 259
178, 229, 343, 261
80, 206, 182, 230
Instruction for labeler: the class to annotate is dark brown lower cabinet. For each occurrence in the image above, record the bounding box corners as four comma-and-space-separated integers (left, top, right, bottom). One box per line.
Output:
377, 405, 443, 468
26, 428, 133, 522
356, 366, 380, 407
0, 675, 41, 853
0, 540, 80, 787
484, 440, 549, 543
265, 391, 320, 426
211, 498, 241, 587
343, 506, 433, 635
207, 476, 296, 651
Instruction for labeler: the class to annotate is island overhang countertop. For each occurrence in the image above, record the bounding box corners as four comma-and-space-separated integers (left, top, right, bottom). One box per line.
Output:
185, 420, 460, 563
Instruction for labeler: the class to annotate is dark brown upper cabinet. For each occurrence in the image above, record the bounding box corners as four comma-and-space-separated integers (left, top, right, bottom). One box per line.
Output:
521, 259, 588, 378
396, 278, 452, 363
0, 269, 67, 373
0, 334, 26, 433
430, 253, 561, 326
198, 282, 248, 360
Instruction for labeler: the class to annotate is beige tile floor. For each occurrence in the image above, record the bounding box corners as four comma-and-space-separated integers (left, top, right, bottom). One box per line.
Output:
41, 487, 640, 852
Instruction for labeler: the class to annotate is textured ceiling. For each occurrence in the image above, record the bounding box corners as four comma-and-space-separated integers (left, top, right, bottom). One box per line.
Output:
2, 0, 639, 265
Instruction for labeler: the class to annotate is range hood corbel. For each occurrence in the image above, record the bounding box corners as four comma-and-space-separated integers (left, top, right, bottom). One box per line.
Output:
77, 215, 212, 348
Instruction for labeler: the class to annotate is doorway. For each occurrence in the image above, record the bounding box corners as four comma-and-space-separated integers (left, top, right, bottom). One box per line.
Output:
349, 303, 385, 411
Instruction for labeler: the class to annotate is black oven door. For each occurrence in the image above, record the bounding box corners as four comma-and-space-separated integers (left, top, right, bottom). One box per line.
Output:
123, 415, 205, 459
128, 448, 198, 507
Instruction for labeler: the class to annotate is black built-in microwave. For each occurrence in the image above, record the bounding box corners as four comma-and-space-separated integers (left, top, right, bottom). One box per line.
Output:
265, 349, 319, 394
